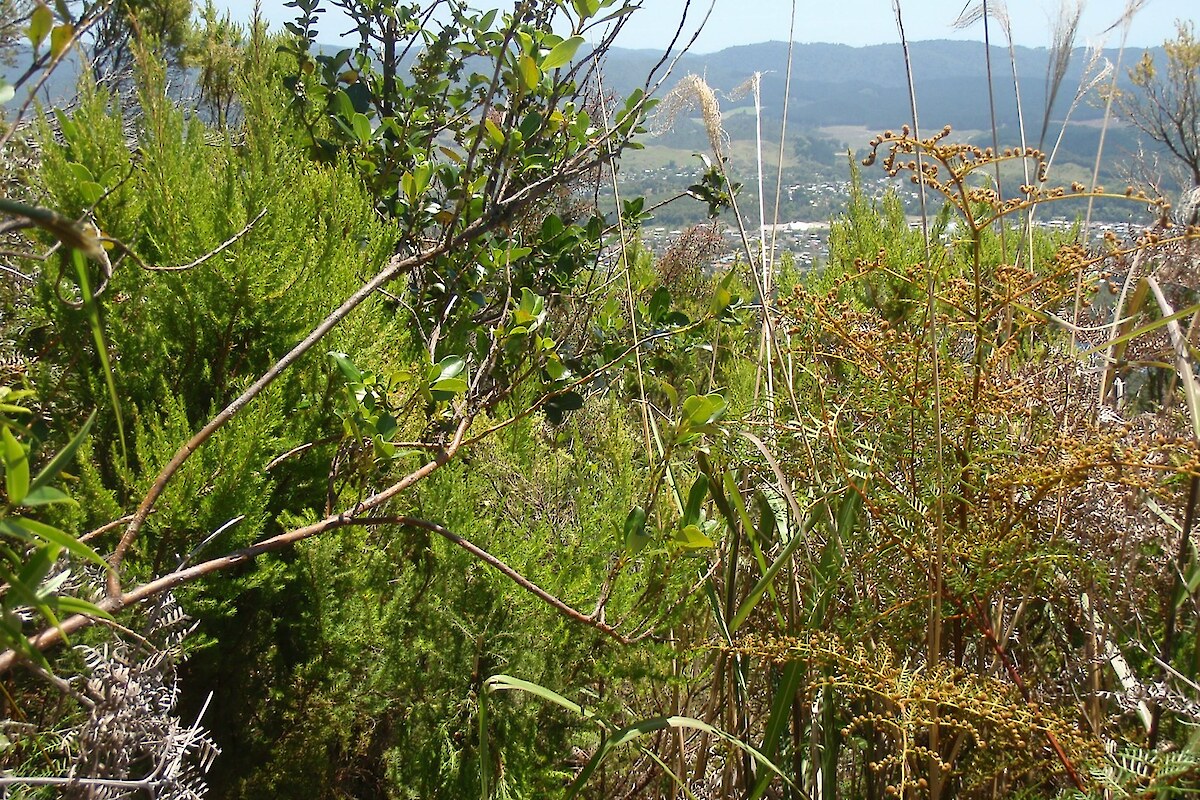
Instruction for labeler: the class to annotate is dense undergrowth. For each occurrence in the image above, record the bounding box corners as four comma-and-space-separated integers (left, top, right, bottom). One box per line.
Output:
2, 1, 1200, 799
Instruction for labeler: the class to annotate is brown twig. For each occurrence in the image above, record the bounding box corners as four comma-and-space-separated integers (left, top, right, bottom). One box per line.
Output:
80, 514, 137, 543
359, 516, 632, 644
965, 594, 1086, 791
127, 208, 268, 272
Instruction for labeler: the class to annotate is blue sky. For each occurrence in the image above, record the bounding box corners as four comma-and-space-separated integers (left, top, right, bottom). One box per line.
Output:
216, 0, 1192, 51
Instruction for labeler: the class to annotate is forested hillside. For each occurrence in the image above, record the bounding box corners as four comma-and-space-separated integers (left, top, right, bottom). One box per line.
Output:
2, 1, 1200, 799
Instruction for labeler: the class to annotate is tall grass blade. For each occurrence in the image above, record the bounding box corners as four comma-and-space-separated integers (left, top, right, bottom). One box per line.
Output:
730, 506, 817, 633
484, 675, 799, 798
749, 660, 804, 800
478, 679, 489, 800
71, 249, 126, 467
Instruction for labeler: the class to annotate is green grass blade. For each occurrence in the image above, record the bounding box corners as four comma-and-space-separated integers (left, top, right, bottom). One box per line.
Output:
723, 469, 784, 625
487, 675, 801, 798
1078, 296, 1200, 359
71, 249, 126, 467
478, 681, 489, 800
730, 503, 819, 633
10, 516, 107, 567
28, 410, 96, 494
749, 659, 805, 800
484, 674, 592, 719
570, 715, 799, 799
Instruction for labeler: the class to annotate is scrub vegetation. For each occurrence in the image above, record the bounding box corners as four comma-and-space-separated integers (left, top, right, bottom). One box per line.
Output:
1, 1, 1199, 798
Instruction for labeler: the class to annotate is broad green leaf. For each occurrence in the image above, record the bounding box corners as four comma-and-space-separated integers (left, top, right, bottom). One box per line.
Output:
542, 36, 583, 70
10, 516, 107, 567
428, 356, 466, 384
682, 392, 727, 427
484, 118, 505, 147
623, 506, 649, 553
710, 271, 736, 315
333, 89, 355, 119
28, 3, 52, 50
350, 112, 372, 144
515, 31, 534, 57
648, 286, 671, 322
79, 181, 104, 205
415, 163, 433, 194
544, 356, 569, 382
2, 426, 29, 505
375, 413, 399, 440
514, 287, 546, 328
19, 486, 73, 507
683, 474, 708, 526
429, 377, 468, 399
328, 351, 363, 384
49, 22, 72, 58
674, 524, 714, 550
518, 54, 539, 91
680, 395, 709, 426
372, 435, 396, 459
67, 162, 93, 183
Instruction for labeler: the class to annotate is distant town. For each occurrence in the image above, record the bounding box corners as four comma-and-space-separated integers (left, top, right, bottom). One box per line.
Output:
626, 166, 1155, 270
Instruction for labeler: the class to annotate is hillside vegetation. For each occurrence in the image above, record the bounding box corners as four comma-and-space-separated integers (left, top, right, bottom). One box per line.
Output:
1, 2, 1199, 799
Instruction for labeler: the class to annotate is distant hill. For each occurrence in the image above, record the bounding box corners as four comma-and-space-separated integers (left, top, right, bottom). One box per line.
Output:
7, 38, 1157, 133
590, 38, 1182, 227
599, 39, 1155, 143
4, 37, 1174, 206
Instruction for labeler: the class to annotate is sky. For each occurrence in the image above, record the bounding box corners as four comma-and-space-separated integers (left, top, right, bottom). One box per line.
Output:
217, 0, 1192, 52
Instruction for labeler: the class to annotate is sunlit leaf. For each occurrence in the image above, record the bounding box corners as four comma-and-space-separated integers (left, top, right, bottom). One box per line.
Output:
27, 3, 52, 51
328, 351, 363, 384
623, 505, 649, 553
542, 36, 583, 71
19, 486, 73, 507
2, 427, 28, 506
484, 118, 505, 147
428, 356, 466, 384
518, 54, 539, 91
10, 516, 108, 567
674, 524, 715, 550
49, 22, 72, 58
